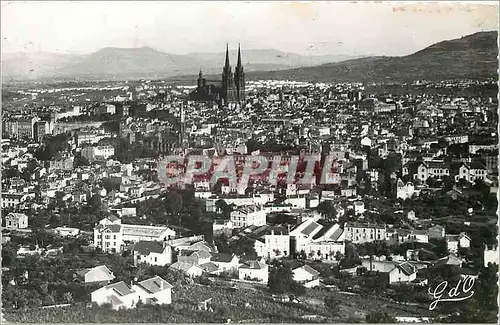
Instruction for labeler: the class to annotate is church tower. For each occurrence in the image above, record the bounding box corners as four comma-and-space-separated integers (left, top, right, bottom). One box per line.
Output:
234, 44, 246, 104
221, 44, 238, 106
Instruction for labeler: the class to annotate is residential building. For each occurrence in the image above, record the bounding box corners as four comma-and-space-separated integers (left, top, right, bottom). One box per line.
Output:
388, 262, 418, 284
54, 227, 80, 237
238, 260, 269, 284
292, 265, 320, 288
428, 225, 445, 239
133, 241, 172, 266
210, 253, 240, 272
91, 281, 139, 310
82, 145, 115, 161
345, 222, 386, 243
177, 250, 212, 266
169, 261, 204, 277
415, 161, 450, 182
484, 245, 499, 267
230, 205, 266, 228
4, 213, 28, 229
132, 276, 173, 305
457, 162, 488, 183
94, 217, 176, 253
264, 230, 291, 259
75, 265, 115, 284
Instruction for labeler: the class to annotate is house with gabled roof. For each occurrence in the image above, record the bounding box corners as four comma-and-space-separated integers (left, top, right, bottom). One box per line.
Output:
75, 265, 115, 284
169, 261, 204, 278
4, 213, 28, 229
292, 265, 320, 287
132, 276, 173, 305
91, 281, 139, 310
178, 250, 212, 266
199, 262, 221, 275
457, 162, 487, 183
133, 241, 172, 266
210, 253, 239, 272
238, 260, 269, 284
388, 262, 418, 284
434, 254, 463, 267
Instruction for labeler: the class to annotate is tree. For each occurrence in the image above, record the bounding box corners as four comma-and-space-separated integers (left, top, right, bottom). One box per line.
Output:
317, 201, 337, 219
365, 312, 397, 323
324, 296, 340, 316
268, 265, 305, 296
165, 191, 183, 225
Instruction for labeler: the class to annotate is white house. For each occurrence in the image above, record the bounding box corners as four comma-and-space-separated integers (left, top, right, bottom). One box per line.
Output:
484, 245, 499, 267
292, 265, 320, 288
457, 162, 487, 183
415, 161, 450, 182
238, 260, 269, 284
353, 201, 365, 215
230, 205, 266, 228
396, 179, 415, 200
75, 265, 115, 284
54, 227, 80, 237
210, 253, 239, 272
94, 217, 176, 253
446, 233, 470, 253
4, 213, 28, 229
169, 262, 204, 278
264, 230, 291, 259
132, 276, 173, 305
133, 241, 172, 266
91, 281, 139, 310
388, 262, 418, 284
458, 232, 471, 249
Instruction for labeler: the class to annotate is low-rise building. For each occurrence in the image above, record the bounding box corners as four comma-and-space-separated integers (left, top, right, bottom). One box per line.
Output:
345, 222, 386, 243
133, 241, 172, 266
230, 205, 266, 228
4, 213, 28, 229
75, 265, 115, 284
132, 276, 173, 305
292, 265, 320, 288
238, 260, 269, 284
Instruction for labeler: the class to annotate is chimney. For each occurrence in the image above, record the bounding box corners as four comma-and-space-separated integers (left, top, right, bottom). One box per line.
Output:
160, 280, 164, 290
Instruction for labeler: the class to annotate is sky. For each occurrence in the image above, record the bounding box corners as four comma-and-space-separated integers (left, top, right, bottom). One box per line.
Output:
1, 1, 498, 57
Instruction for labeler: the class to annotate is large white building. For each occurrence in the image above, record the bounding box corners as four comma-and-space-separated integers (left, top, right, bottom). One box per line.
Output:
457, 162, 488, 183
345, 222, 386, 243
230, 205, 266, 228
93, 216, 176, 253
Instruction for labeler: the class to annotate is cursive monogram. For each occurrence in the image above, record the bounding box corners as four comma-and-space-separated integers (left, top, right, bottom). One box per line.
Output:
428, 276, 475, 310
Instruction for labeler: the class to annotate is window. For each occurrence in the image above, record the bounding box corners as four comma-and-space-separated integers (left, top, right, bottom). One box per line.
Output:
105, 235, 110, 240
154, 257, 158, 262
114, 235, 116, 240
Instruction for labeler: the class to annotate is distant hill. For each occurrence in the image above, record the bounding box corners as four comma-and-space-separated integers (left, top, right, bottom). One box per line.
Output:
1, 47, 364, 81
2, 31, 496, 82
243, 31, 498, 83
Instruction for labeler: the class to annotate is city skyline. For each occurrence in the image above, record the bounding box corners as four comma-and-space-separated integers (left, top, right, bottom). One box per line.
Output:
2, 1, 498, 57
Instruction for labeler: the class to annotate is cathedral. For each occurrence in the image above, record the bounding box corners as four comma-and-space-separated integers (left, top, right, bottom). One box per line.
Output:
189, 44, 246, 106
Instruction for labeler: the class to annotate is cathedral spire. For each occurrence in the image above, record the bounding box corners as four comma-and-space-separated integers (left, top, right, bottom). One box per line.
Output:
237, 43, 242, 68
224, 43, 230, 69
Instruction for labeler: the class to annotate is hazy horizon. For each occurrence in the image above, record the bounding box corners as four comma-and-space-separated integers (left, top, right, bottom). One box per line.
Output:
2, 1, 498, 57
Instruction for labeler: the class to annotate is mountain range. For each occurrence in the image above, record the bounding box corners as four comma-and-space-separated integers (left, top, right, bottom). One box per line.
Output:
1, 31, 498, 83
1, 48, 364, 81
